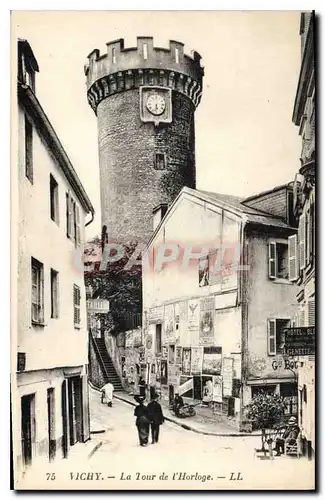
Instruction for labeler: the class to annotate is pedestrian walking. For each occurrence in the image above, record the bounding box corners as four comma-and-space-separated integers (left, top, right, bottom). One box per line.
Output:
100, 381, 114, 407
147, 393, 164, 444
134, 395, 150, 447
138, 376, 146, 397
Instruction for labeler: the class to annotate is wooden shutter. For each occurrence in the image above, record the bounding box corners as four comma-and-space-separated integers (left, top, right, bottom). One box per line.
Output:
299, 213, 306, 270
299, 309, 305, 328
268, 242, 276, 279
308, 299, 315, 327
309, 200, 315, 264
288, 234, 298, 281
75, 205, 81, 246
74, 285, 81, 326
268, 319, 276, 355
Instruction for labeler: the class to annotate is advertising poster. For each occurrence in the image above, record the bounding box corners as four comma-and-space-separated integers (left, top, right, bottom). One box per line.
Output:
182, 347, 191, 375
190, 347, 204, 375
175, 346, 182, 365
125, 331, 134, 348
202, 346, 222, 375
133, 328, 143, 347
148, 305, 164, 324
199, 297, 215, 345
174, 302, 180, 341
164, 303, 175, 343
162, 345, 168, 359
222, 357, 234, 397
212, 375, 223, 403
188, 299, 200, 330
160, 360, 168, 385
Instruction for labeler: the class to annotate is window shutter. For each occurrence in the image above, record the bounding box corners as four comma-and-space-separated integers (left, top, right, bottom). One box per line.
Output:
288, 234, 298, 281
268, 242, 276, 279
308, 299, 315, 327
309, 201, 315, 264
299, 213, 306, 270
299, 309, 305, 328
75, 205, 81, 246
268, 319, 276, 355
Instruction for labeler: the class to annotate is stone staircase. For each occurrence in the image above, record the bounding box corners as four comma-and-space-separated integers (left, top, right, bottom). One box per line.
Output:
93, 337, 123, 392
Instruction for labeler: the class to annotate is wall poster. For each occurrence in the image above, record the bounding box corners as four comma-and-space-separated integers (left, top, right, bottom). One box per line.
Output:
202, 346, 222, 375
188, 299, 200, 330
175, 346, 182, 365
182, 347, 191, 375
160, 360, 168, 385
222, 357, 234, 397
212, 375, 223, 403
199, 297, 215, 345
190, 347, 203, 375
164, 303, 175, 343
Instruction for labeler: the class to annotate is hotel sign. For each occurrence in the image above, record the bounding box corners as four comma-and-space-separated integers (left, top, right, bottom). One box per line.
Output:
283, 327, 315, 356
86, 299, 110, 314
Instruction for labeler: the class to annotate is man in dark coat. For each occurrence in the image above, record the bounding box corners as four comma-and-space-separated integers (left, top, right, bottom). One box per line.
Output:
147, 393, 164, 444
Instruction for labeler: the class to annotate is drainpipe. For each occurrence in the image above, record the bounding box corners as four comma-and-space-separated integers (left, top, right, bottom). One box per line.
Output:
239, 221, 248, 430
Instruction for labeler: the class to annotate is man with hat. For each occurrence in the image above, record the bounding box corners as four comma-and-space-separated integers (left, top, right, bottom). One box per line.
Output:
147, 392, 165, 444
274, 416, 300, 456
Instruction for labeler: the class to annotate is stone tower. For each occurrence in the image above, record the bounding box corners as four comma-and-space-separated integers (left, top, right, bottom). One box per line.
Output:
85, 37, 204, 244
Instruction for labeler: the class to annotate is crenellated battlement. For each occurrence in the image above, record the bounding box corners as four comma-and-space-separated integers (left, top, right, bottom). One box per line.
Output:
85, 37, 204, 113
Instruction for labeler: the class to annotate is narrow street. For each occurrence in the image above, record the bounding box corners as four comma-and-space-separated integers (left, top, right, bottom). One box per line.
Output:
87, 388, 314, 490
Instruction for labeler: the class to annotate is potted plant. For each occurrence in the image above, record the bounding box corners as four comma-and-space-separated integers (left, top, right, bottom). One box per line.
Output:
244, 391, 287, 458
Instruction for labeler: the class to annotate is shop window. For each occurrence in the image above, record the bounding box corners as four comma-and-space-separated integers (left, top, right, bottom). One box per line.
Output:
280, 383, 298, 416
267, 318, 290, 355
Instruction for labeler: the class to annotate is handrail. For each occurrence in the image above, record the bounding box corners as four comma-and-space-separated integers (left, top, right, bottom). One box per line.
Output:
90, 331, 110, 383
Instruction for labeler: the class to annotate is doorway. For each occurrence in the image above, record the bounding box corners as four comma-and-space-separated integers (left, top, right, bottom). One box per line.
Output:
68, 377, 83, 446
21, 394, 35, 467
47, 388, 56, 462
168, 385, 174, 408
61, 381, 68, 458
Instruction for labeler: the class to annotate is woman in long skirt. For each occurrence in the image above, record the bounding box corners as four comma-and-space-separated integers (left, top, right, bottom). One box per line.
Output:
134, 395, 150, 446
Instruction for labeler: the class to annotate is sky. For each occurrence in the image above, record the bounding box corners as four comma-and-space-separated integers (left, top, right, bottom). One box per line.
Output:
12, 10, 302, 239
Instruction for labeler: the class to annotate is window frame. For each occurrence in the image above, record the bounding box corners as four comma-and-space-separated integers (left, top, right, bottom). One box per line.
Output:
50, 174, 59, 224
50, 269, 59, 319
267, 317, 291, 356
31, 257, 44, 325
73, 284, 81, 328
154, 152, 167, 170
268, 241, 290, 281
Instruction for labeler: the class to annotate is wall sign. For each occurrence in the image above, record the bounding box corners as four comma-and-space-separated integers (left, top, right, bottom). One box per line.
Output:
191, 347, 204, 375
199, 297, 215, 345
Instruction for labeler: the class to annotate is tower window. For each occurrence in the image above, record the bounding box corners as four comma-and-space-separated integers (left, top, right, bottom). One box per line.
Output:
112, 48, 116, 64
154, 153, 167, 170
143, 43, 148, 60
175, 48, 179, 64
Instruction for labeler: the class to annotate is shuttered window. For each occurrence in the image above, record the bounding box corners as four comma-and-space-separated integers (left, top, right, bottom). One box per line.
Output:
288, 235, 298, 281
299, 309, 305, 328
268, 242, 276, 279
31, 258, 44, 324
73, 285, 81, 327
268, 319, 276, 355
310, 199, 315, 265
25, 115, 33, 183
299, 213, 306, 270
308, 299, 315, 327
75, 205, 81, 246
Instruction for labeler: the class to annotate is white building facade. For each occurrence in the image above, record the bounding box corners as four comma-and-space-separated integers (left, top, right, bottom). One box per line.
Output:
142, 187, 299, 429
12, 40, 95, 484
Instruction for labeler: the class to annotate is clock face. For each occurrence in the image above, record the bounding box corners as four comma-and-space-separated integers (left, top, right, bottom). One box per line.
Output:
146, 94, 166, 116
